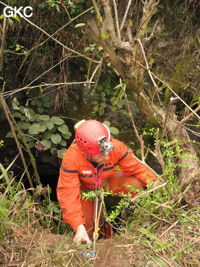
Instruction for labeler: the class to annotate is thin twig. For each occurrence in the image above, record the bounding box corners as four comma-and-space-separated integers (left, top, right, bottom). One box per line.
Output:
159, 220, 179, 238
0, 16, 7, 72
29, 208, 64, 222
0, 94, 34, 188
112, 0, 121, 40
130, 182, 167, 202
184, 126, 200, 137
137, 38, 158, 89
89, 58, 103, 86
21, 54, 70, 91
177, 105, 200, 126
91, 56, 104, 94
23, 229, 38, 262
120, 0, 133, 31
123, 88, 146, 162
134, 202, 170, 223
3, 81, 94, 98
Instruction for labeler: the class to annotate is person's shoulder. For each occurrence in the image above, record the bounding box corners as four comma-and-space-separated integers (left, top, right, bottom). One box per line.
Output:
111, 138, 127, 154
63, 142, 82, 158
112, 138, 126, 147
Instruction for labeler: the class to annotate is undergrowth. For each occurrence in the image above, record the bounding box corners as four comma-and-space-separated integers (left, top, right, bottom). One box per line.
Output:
0, 156, 199, 266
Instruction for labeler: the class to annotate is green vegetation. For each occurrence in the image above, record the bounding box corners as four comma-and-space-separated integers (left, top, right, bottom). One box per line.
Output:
0, 154, 199, 266
0, 0, 199, 265
8, 96, 72, 158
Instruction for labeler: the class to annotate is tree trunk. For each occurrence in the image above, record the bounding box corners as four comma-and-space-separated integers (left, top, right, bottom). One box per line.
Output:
85, 0, 200, 204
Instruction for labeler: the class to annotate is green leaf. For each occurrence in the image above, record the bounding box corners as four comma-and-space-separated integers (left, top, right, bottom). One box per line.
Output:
93, 105, 99, 112
101, 33, 110, 40
12, 97, 20, 110
103, 121, 110, 127
43, 131, 52, 140
61, 132, 72, 139
28, 142, 35, 148
41, 95, 50, 102
84, 47, 90, 52
18, 122, 31, 130
37, 106, 44, 113
31, 99, 41, 106
21, 108, 35, 121
98, 106, 105, 116
8, 18, 13, 25
57, 149, 66, 159
25, 136, 33, 142
28, 124, 42, 135
6, 132, 13, 138
60, 140, 67, 147
35, 114, 42, 122
149, 57, 155, 67
19, 106, 26, 114
51, 116, 65, 125
51, 134, 62, 144
110, 127, 119, 135
41, 139, 52, 149
39, 124, 47, 132
13, 112, 23, 119
46, 121, 54, 131
58, 124, 70, 134
75, 23, 86, 28
39, 115, 50, 121
13, 15, 21, 22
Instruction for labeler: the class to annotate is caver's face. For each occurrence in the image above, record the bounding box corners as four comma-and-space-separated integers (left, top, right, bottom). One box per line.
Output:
85, 154, 108, 165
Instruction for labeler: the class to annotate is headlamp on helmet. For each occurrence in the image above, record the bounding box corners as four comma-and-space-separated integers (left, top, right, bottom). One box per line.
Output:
97, 136, 114, 155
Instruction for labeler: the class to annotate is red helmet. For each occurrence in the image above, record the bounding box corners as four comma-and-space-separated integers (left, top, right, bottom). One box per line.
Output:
75, 120, 113, 156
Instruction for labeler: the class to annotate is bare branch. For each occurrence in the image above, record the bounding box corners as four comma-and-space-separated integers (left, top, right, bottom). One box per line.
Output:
101, 0, 118, 45
123, 88, 146, 162
92, 0, 102, 25
21, 55, 70, 91
136, 0, 160, 39
3, 81, 94, 98
120, 0, 133, 31
0, 17, 7, 72
112, 0, 121, 40
137, 38, 159, 89
89, 57, 104, 85
0, 94, 34, 188
131, 182, 167, 202
177, 105, 200, 126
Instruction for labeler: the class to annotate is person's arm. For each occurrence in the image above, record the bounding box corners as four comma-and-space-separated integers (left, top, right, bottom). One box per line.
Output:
57, 150, 85, 231
113, 139, 157, 186
57, 157, 91, 245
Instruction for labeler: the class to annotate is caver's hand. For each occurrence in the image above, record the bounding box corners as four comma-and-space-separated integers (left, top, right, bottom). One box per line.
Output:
73, 224, 91, 245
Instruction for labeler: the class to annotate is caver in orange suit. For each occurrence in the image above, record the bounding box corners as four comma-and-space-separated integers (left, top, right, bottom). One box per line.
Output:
57, 137, 156, 233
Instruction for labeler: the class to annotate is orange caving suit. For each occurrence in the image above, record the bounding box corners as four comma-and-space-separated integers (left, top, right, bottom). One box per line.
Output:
57, 138, 156, 231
